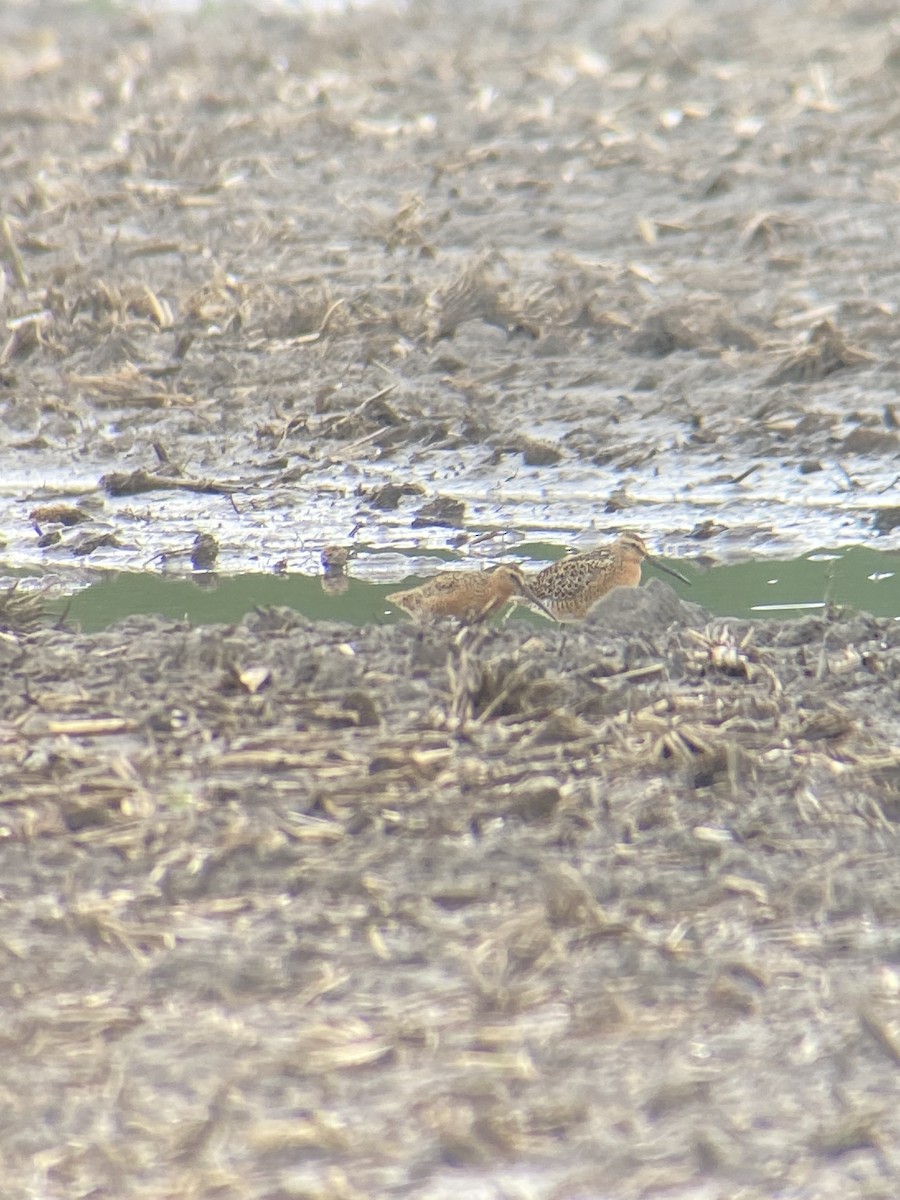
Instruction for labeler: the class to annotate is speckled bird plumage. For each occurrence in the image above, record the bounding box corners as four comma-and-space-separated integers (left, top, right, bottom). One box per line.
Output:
387, 563, 555, 623
529, 532, 688, 621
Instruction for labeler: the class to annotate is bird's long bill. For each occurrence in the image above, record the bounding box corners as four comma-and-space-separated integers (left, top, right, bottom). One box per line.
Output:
648, 557, 691, 586
519, 583, 558, 621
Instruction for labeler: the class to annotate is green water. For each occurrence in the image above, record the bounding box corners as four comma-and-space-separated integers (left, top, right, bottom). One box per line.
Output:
52, 547, 900, 631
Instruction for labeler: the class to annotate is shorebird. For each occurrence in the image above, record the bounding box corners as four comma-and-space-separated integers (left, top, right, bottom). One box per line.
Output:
387, 563, 556, 623
528, 532, 689, 621
320, 545, 351, 596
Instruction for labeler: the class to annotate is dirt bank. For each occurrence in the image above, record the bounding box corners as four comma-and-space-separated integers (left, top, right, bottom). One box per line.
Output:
2, 584, 900, 1196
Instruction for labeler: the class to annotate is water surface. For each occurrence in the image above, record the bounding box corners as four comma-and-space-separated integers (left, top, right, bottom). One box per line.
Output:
54, 546, 900, 630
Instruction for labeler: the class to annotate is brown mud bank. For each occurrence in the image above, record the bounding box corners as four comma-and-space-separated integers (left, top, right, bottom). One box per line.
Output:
3, 0, 900, 582
3, 586, 900, 1196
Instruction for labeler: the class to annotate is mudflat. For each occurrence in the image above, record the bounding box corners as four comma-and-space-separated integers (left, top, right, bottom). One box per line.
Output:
3, 2, 900, 1196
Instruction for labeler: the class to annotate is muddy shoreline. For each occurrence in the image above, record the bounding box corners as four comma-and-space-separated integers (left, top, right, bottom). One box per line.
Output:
3, 0, 900, 579
4, 1, 900, 1195
4, 586, 900, 1195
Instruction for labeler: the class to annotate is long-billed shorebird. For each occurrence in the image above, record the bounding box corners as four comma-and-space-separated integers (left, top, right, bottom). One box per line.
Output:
387, 563, 556, 623
528, 532, 689, 621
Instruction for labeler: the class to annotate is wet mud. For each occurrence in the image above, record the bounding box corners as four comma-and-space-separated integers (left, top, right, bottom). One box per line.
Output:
3, 1, 900, 1196
3, 0, 900, 577
5, 586, 900, 1196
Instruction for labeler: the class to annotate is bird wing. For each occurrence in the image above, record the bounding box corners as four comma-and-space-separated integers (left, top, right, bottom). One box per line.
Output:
533, 556, 606, 601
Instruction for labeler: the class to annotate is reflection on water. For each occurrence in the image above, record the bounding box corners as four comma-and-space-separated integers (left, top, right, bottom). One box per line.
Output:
51, 546, 900, 631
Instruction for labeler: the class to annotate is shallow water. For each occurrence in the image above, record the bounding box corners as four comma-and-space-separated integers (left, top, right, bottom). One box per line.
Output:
4, 444, 898, 582
6, 456, 900, 631
53, 545, 900, 631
